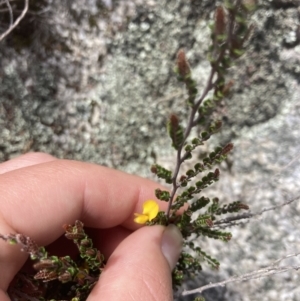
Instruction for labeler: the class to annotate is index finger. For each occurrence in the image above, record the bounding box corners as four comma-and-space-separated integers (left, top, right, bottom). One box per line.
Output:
0, 159, 166, 245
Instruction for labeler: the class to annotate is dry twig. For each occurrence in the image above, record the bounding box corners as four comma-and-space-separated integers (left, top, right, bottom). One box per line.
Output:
3, 0, 13, 26
0, 0, 28, 42
182, 252, 300, 296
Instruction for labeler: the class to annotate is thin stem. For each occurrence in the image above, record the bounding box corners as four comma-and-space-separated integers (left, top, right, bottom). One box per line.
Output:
166, 68, 216, 218
0, 0, 28, 42
182, 252, 300, 296
4, 0, 13, 27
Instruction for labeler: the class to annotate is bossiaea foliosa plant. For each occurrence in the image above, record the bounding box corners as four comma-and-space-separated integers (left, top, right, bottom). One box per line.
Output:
0, 1, 255, 300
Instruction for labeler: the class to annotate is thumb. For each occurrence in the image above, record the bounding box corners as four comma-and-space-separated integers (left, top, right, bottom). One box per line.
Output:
88, 225, 182, 301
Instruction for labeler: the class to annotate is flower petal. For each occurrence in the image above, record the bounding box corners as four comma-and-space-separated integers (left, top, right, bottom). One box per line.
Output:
143, 200, 159, 221
134, 213, 149, 224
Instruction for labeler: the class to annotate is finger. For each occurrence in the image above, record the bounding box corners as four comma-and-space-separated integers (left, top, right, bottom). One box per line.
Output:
0, 152, 56, 174
0, 160, 166, 239
89, 225, 183, 301
86, 227, 132, 258
0, 160, 168, 289
0, 290, 9, 301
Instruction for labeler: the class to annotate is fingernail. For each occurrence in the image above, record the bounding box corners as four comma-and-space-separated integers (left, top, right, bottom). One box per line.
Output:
161, 224, 183, 270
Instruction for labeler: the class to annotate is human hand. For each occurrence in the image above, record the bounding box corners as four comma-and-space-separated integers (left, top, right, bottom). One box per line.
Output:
0, 153, 182, 301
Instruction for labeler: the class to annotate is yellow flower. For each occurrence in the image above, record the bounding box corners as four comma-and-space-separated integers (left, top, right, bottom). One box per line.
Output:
134, 200, 159, 224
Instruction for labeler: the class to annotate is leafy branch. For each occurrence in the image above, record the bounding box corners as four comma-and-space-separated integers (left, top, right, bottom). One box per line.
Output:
149, 0, 256, 292
1, 220, 104, 301
152, 0, 255, 219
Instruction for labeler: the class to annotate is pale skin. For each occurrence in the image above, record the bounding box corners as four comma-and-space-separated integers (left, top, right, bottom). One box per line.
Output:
0, 153, 182, 301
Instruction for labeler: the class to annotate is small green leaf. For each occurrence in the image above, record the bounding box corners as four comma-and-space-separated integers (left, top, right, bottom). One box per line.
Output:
167, 114, 184, 150
233, 48, 245, 56
192, 138, 201, 145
